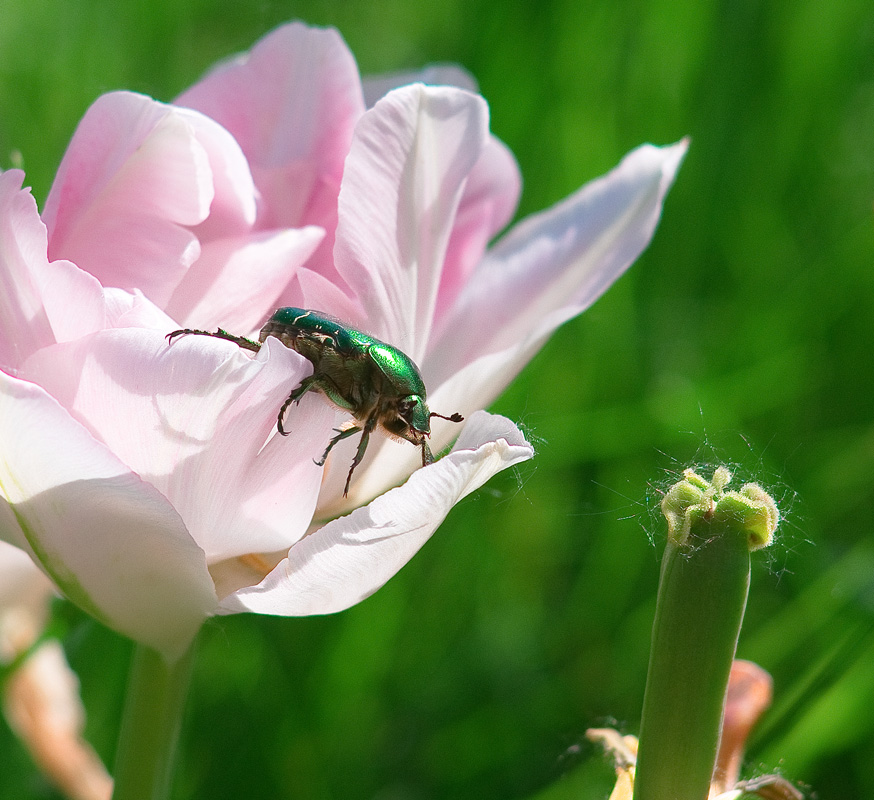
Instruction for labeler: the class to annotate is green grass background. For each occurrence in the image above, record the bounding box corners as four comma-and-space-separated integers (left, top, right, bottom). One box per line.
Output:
2, 1, 874, 797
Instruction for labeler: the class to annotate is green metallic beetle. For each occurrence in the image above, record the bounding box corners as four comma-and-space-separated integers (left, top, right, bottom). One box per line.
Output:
167, 308, 463, 496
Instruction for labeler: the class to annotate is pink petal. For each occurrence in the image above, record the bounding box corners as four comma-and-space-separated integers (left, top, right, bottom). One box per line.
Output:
0, 171, 104, 369
219, 411, 532, 616
177, 22, 365, 289
289, 266, 365, 325
334, 84, 490, 360
166, 225, 325, 334
253, 161, 354, 305
103, 288, 178, 331
22, 332, 335, 562
426, 140, 689, 406
436, 134, 521, 321
183, 112, 257, 240
43, 92, 256, 308
306, 112, 517, 507
0, 371, 217, 660
177, 22, 362, 214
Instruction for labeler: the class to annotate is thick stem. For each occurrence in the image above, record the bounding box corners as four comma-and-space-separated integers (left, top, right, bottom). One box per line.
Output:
634, 527, 751, 800
111, 640, 197, 800
632, 468, 778, 800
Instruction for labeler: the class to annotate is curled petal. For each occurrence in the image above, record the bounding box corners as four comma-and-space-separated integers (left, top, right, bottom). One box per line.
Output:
4, 640, 113, 800
0, 372, 216, 660
219, 411, 533, 615
713, 660, 774, 794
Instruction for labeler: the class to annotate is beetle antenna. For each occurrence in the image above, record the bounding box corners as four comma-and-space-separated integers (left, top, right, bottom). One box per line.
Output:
430, 412, 464, 423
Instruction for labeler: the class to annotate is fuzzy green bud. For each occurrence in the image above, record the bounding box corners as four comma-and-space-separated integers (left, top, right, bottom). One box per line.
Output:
661, 467, 778, 549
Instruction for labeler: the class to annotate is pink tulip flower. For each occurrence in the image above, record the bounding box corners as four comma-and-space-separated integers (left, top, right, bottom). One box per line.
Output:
0, 22, 685, 661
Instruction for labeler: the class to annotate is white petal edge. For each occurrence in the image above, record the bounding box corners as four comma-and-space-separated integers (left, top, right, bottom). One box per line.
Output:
362, 64, 478, 107
219, 411, 532, 616
0, 372, 217, 660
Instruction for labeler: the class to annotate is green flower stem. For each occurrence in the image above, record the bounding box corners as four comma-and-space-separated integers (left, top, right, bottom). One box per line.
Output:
111, 639, 197, 800
633, 468, 778, 800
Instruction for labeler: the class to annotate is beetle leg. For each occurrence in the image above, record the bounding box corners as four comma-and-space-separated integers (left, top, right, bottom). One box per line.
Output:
276, 394, 295, 436
343, 416, 379, 496
288, 375, 321, 404
166, 327, 261, 352
277, 376, 323, 435
421, 440, 435, 466
315, 424, 361, 466
278, 372, 358, 436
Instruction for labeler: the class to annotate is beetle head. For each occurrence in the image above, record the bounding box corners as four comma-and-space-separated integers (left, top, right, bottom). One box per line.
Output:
387, 396, 465, 451
395, 394, 431, 437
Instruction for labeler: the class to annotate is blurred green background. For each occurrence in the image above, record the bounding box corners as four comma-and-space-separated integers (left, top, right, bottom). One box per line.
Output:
2, 0, 874, 797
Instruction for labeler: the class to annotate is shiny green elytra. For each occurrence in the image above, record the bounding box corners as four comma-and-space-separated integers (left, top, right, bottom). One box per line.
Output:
167, 308, 463, 495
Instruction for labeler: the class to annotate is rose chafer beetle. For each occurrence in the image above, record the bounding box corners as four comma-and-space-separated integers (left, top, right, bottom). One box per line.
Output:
167, 308, 463, 496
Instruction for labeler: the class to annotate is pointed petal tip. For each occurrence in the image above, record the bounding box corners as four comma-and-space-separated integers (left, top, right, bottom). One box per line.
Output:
662, 136, 690, 181
626, 136, 689, 186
